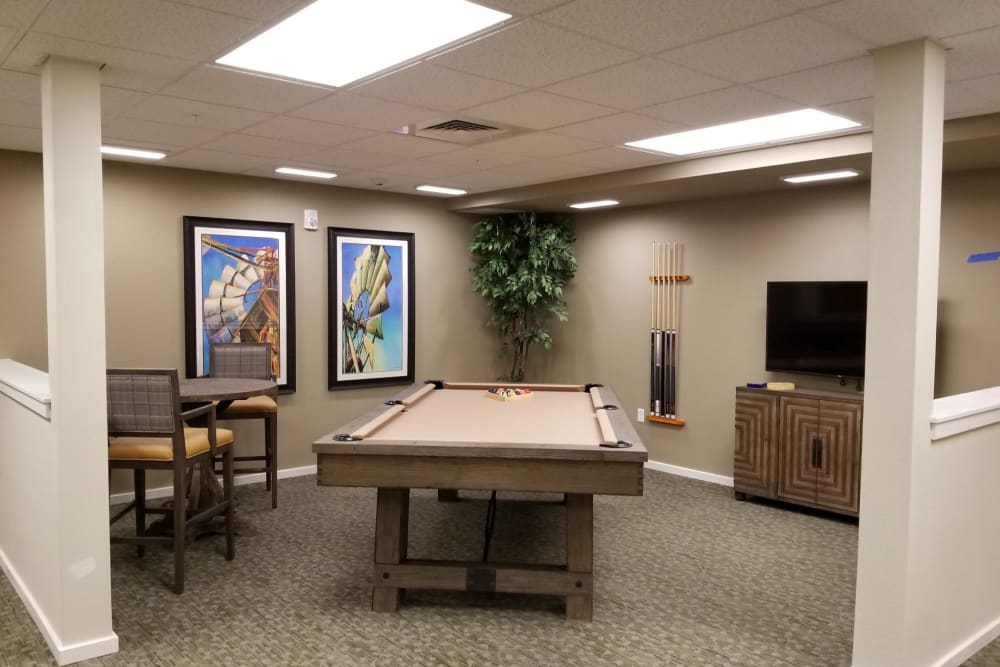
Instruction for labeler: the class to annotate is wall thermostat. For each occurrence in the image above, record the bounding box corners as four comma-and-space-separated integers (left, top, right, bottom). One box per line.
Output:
304, 209, 319, 230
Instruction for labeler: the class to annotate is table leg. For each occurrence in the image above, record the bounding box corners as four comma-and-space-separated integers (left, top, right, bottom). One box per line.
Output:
372, 487, 409, 612
565, 493, 593, 621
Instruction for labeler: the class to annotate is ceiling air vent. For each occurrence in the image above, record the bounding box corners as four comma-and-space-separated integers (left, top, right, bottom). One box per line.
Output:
393, 117, 525, 146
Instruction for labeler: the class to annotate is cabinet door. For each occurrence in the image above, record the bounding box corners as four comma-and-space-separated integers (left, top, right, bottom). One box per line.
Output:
815, 399, 862, 514
733, 389, 778, 497
777, 396, 820, 506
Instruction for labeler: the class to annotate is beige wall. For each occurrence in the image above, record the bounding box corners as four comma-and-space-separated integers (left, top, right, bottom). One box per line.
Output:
532, 170, 1000, 476
2, 149, 999, 484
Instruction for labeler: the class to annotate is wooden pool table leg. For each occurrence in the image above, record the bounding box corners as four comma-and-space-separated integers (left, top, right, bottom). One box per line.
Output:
372, 487, 409, 612
565, 493, 594, 621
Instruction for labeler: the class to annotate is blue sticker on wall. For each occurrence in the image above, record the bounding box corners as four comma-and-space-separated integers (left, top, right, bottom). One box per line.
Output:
967, 251, 1000, 263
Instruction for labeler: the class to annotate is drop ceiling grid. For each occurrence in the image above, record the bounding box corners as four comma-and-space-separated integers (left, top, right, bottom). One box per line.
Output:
4, 32, 198, 92
657, 14, 874, 84
351, 62, 527, 113
32, 0, 259, 62
428, 19, 638, 88
804, 0, 1000, 47
159, 66, 332, 114
463, 90, 619, 131
535, 0, 834, 55
545, 58, 733, 110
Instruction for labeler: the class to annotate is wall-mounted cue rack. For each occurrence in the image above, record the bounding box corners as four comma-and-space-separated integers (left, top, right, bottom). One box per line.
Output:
649, 241, 688, 427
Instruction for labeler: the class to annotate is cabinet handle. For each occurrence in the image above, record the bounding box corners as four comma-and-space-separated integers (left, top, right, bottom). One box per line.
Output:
811, 437, 822, 468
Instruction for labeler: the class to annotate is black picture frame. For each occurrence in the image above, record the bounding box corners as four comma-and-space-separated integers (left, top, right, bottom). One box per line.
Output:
183, 215, 296, 393
328, 227, 415, 390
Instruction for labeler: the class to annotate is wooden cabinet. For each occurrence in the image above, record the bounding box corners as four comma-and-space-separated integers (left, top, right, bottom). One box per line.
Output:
734, 387, 862, 517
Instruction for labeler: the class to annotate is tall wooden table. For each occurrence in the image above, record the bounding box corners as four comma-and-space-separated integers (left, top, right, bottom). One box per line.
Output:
180, 377, 277, 510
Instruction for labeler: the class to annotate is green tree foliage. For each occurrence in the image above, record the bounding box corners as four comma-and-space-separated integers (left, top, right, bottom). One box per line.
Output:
469, 211, 577, 382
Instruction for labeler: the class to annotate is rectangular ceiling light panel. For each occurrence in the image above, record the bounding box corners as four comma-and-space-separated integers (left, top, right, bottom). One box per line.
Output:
216, 0, 510, 87
626, 109, 861, 156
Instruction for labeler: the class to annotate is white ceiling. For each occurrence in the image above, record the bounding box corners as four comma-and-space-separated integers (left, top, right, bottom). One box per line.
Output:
1, 0, 1000, 206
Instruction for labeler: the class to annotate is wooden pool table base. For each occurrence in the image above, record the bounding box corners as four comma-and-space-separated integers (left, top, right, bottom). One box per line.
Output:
371, 487, 595, 621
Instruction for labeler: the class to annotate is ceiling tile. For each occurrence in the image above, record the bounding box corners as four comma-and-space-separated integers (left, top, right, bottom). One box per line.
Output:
641, 86, 799, 128
336, 133, 461, 159
479, 131, 602, 157
431, 19, 635, 88
162, 66, 332, 113
380, 159, 469, 179
293, 146, 400, 170
539, 0, 813, 54
751, 56, 874, 107
0, 26, 15, 54
943, 26, 1000, 81
424, 147, 526, 170
242, 116, 375, 147
125, 95, 268, 132
168, 0, 309, 21
549, 146, 670, 172
201, 133, 329, 159
553, 112, 688, 144
548, 58, 731, 110
101, 87, 149, 119
329, 170, 416, 191
292, 92, 440, 132
807, 0, 1000, 46
0, 69, 40, 104
5, 32, 194, 91
1, 1, 48, 27
474, 0, 568, 15
103, 116, 223, 147
0, 100, 40, 128
161, 148, 269, 173
465, 90, 616, 130
0, 123, 41, 152
944, 82, 995, 119
34, 0, 257, 61
957, 74, 1000, 104
353, 63, 525, 112
659, 15, 872, 83
820, 98, 872, 128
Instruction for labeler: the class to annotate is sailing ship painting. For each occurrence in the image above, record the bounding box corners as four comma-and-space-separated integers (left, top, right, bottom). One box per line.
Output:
196, 229, 287, 383
328, 228, 413, 389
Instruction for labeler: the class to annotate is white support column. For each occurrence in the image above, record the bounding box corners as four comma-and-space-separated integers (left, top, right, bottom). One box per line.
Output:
41, 56, 117, 662
852, 39, 944, 667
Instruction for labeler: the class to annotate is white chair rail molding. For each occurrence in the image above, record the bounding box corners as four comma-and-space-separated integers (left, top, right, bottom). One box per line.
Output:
0, 358, 52, 419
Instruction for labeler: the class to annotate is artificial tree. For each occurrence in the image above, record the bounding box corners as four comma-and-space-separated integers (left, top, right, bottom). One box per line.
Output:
469, 210, 577, 382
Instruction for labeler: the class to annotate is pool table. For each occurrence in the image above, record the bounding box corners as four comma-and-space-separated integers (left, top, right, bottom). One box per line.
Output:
312, 380, 647, 621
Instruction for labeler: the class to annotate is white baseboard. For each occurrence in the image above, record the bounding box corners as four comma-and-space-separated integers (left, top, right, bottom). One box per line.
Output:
0, 545, 119, 665
931, 614, 1000, 667
109, 464, 318, 506
645, 459, 734, 487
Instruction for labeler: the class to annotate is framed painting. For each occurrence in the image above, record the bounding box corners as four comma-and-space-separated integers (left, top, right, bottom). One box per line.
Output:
328, 227, 414, 389
183, 216, 296, 393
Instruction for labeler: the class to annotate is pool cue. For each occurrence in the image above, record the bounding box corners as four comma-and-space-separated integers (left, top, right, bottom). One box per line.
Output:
651, 243, 662, 416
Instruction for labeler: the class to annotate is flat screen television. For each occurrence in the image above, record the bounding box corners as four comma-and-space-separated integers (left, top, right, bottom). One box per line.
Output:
766, 281, 867, 378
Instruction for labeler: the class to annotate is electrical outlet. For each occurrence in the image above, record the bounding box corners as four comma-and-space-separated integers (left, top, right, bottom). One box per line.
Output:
303, 209, 319, 230
637, 407, 645, 423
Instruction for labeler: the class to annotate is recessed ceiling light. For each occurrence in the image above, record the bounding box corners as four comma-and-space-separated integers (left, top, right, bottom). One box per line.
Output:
100, 145, 166, 160
569, 199, 619, 209
275, 166, 337, 179
781, 169, 862, 184
216, 0, 510, 88
625, 109, 861, 156
416, 184, 467, 196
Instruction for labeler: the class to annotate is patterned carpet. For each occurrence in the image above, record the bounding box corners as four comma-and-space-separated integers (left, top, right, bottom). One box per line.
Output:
1, 470, 996, 666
